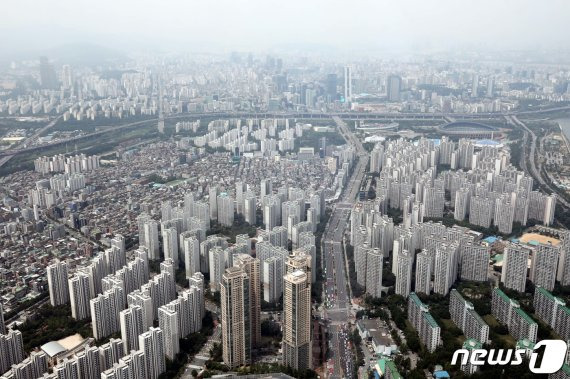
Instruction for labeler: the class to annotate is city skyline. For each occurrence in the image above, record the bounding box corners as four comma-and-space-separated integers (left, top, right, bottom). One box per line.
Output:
2, 1, 570, 378
2, 0, 570, 59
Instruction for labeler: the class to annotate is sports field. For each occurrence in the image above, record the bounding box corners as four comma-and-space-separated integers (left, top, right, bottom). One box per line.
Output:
519, 232, 560, 246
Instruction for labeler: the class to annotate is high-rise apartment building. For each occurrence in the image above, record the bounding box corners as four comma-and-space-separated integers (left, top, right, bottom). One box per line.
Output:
282, 270, 312, 371
501, 243, 531, 292
220, 267, 251, 369
233, 254, 261, 348
69, 272, 92, 320
47, 260, 70, 306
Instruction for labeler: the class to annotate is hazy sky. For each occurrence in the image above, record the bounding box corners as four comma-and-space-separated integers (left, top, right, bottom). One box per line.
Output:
2, 0, 569, 55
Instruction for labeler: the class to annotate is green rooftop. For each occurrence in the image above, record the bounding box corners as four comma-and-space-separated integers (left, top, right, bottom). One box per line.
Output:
493, 287, 511, 303
514, 307, 537, 325
463, 338, 482, 350
516, 338, 535, 350
410, 292, 427, 308
423, 312, 440, 329
467, 308, 488, 328
385, 360, 403, 379
536, 286, 566, 305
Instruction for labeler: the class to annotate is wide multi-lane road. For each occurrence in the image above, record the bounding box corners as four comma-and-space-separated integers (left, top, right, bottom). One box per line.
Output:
510, 115, 570, 209
322, 116, 368, 379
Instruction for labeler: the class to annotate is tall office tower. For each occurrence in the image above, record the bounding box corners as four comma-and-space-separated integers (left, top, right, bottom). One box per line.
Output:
158, 307, 179, 360
387, 75, 402, 101
263, 256, 283, 303
460, 243, 489, 282
243, 192, 257, 225
529, 244, 559, 291
454, 188, 470, 222
423, 187, 444, 218
69, 272, 92, 320
119, 305, 145, 355
449, 289, 490, 344
183, 236, 200, 279
39, 56, 58, 89
395, 250, 412, 297
217, 193, 235, 227
501, 243, 531, 292
486, 77, 494, 98
471, 74, 479, 97
0, 302, 5, 335
415, 250, 432, 294
0, 330, 25, 375
143, 220, 160, 260
139, 327, 165, 379
162, 227, 179, 266
326, 73, 337, 97
469, 196, 494, 228
364, 248, 383, 298
494, 195, 515, 234
434, 243, 458, 296
234, 254, 261, 348
343, 66, 352, 103
209, 186, 218, 220
282, 270, 312, 371
47, 260, 70, 306
263, 196, 281, 231
221, 267, 251, 369
90, 286, 125, 340
260, 179, 273, 202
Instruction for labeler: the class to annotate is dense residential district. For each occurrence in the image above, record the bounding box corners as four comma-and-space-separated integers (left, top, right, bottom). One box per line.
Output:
2, 53, 570, 379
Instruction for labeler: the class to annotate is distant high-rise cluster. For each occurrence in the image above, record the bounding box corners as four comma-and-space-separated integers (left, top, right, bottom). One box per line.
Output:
34, 154, 100, 175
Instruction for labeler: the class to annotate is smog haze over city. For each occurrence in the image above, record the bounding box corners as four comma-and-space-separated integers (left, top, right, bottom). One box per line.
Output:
2, 1, 570, 379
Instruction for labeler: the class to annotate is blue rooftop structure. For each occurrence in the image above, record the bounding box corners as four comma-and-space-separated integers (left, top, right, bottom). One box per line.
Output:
434, 371, 451, 379
483, 236, 498, 244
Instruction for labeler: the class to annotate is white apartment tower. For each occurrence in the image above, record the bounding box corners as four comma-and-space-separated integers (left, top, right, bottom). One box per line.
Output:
47, 260, 70, 306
